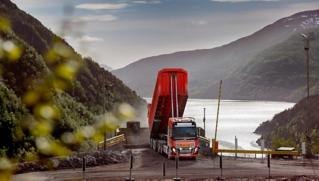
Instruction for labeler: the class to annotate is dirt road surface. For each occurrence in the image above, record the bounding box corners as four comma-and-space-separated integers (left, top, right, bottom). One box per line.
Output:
13, 149, 319, 180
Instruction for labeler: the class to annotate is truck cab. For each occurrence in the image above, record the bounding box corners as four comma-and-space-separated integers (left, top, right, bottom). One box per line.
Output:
167, 117, 199, 159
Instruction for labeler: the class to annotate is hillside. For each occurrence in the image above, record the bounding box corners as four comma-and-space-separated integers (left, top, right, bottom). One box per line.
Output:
207, 27, 319, 102
113, 9, 319, 99
254, 95, 319, 154
0, 0, 145, 159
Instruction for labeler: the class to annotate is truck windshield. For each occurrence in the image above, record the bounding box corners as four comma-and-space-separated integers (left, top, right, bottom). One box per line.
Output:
173, 126, 197, 140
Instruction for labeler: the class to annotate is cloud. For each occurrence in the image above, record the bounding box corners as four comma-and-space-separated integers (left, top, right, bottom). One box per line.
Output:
192, 20, 207, 26
77, 35, 104, 42
211, 0, 278, 2
64, 35, 104, 42
72, 15, 118, 22
75, 3, 129, 10
133, 1, 161, 4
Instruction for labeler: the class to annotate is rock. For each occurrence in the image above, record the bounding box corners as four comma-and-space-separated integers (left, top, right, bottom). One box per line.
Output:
50, 159, 59, 169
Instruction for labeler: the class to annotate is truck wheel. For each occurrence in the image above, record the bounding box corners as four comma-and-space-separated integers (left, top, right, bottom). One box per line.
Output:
150, 138, 153, 149
167, 148, 173, 160
153, 141, 157, 151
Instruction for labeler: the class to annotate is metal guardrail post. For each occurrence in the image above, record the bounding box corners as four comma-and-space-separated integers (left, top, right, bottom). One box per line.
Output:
261, 140, 265, 163
126, 153, 134, 181
219, 152, 225, 180
267, 150, 271, 178
235, 136, 237, 158
173, 151, 181, 181
82, 156, 86, 179
220, 153, 222, 175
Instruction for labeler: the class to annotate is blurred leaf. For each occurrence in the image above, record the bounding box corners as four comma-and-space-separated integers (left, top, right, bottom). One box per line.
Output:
23, 91, 41, 106
118, 103, 135, 120
0, 157, 14, 181
0, 16, 10, 31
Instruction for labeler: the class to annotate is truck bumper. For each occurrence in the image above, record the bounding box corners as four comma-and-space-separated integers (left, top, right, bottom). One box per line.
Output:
171, 154, 198, 158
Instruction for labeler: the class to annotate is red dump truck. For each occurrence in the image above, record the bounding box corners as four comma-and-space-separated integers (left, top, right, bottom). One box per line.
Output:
148, 69, 199, 159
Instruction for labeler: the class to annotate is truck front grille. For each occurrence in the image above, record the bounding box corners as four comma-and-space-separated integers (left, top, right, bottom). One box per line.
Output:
175, 143, 195, 155
179, 148, 192, 155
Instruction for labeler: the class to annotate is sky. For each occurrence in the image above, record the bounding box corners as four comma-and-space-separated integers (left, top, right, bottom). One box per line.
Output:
10, 0, 319, 70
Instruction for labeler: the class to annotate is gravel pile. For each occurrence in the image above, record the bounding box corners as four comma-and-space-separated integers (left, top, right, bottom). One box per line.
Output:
15, 149, 130, 174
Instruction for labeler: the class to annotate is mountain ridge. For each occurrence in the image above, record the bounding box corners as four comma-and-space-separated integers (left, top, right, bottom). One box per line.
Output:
113, 9, 319, 101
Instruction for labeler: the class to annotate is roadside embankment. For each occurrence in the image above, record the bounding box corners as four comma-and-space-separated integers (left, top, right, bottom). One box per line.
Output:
15, 149, 130, 174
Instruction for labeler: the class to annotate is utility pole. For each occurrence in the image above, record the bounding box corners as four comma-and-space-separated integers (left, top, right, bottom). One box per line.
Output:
306, 38, 311, 157
103, 71, 107, 150
203, 108, 206, 132
300, 32, 315, 157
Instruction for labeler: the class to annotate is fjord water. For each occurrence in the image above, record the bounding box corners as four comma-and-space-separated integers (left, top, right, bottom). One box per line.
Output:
145, 98, 295, 152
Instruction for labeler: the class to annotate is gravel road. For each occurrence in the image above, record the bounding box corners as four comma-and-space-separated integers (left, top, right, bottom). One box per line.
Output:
13, 148, 319, 180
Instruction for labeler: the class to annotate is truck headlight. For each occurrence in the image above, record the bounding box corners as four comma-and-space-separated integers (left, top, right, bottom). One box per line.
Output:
193, 147, 199, 154
172, 147, 176, 153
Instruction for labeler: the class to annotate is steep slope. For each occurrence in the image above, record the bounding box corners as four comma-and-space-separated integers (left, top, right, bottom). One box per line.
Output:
0, 0, 144, 108
208, 27, 319, 102
254, 95, 319, 154
113, 9, 319, 98
0, 0, 145, 159
0, 82, 35, 158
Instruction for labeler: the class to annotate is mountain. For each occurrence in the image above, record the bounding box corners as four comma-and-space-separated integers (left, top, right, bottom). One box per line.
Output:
207, 27, 319, 102
100, 64, 113, 72
113, 9, 319, 99
254, 94, 319, 154
0, 0, 145, 159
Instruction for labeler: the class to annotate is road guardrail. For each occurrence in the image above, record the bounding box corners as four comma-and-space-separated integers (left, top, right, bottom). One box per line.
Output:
212, 139, 299, 156
198, 136, 210, 143
98, 134, 125, 150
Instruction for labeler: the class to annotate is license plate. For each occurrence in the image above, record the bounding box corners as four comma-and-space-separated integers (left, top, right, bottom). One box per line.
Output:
179, 144, 190, 147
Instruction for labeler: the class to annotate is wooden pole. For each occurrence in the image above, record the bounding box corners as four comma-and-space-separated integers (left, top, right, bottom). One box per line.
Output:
215, 80, 222, 140
103, 71, 106, 150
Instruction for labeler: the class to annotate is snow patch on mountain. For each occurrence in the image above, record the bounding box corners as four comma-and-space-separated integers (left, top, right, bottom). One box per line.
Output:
283, 12, 319, 30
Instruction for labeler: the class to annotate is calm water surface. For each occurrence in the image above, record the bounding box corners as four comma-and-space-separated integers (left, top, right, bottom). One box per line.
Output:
145, 98, 295, 153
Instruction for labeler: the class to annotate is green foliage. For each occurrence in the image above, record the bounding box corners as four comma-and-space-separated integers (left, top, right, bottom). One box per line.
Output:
270, 134, 295, 149
76, 140, 97, 153
0, 83, 34, 158
0, 0, 146, 161
256, 95, 319, 154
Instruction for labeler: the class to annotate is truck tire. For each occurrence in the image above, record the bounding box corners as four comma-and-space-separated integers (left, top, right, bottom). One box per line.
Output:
167, 147, 173, 160
150, 138, 153, 149
153, 141, 157, 151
